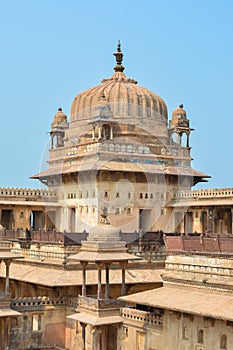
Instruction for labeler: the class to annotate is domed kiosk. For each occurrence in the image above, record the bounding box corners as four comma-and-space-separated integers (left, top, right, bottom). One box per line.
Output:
32, 42, 209, 234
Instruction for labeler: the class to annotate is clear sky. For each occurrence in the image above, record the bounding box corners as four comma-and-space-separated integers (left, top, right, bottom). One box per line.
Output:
0, 0, 232, 189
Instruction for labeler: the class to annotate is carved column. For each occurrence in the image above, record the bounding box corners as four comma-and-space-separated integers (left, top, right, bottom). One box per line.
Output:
207, 208, 213, 233
120, 261, 128, 296
75, 207, 79, 232
98, 126, 102, 139
231, 208, 233, 234
213, 208, 218, 233
96, 263, 103, 299
110, 125, 113, 139
80, 322, 87, 350
67, 208, 72, 232
51, 134, 54, 149
92, 126, 95, 139
62, 207, 69, 232
92, 327, 102, 350
80, 262, 88, 297
5, 260, 11, 294
105, 263, 111, 299
179, 213, 185, 234
186, 132, 190, 147
44, 211, 47, 230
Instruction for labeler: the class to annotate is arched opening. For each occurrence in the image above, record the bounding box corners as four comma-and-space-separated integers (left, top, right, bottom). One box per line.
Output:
103, 124, 111, 140
197, 329, 204, 344
220, 334, 227, 349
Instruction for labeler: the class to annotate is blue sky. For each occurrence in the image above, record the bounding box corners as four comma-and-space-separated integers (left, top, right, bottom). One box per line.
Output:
0, 0, 232, 189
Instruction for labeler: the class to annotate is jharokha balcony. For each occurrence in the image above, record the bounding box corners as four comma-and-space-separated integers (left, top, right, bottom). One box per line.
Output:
78, 295, 124, 316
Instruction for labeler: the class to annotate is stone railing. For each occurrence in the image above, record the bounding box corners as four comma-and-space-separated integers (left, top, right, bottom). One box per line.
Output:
78, 295, 124, 310
164, 234, 233, 254
0, 187, 57, 201
174, 188, 233, 199
121, 307, 163, 328
84, 142, 150, 155
4, 230, 64, 243
11, 346, 68, 350
11, 296, 66, 310
11, 246, 70, 262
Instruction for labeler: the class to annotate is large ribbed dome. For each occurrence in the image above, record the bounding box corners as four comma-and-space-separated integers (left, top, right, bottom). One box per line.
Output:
70, 42, 168, 124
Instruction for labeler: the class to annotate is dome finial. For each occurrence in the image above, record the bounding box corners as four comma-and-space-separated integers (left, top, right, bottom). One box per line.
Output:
113, 40, 125, 72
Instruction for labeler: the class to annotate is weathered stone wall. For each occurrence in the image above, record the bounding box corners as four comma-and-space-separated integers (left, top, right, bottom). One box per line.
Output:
120, 307, 163, 350
164, 310, 233, 350
9, 306, 67, 349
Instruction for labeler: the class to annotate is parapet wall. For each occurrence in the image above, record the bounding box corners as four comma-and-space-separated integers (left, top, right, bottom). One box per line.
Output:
164, 234, 233, 254
175, 188, 233, 199
0, 187, 57, 201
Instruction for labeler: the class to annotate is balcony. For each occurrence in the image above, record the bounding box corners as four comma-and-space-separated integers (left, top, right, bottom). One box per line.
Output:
121, 307, 163, 329
78, 295, 124, 316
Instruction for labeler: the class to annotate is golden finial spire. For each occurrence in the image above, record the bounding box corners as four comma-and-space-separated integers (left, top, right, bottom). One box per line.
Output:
113, 40, 125, 72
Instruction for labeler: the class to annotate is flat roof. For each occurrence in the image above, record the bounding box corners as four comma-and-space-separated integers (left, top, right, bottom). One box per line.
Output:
0, 308, 21, 317
0, 262, 163, 287
67, 251, 140, 262
32, 161, 208, 179
0, 252, 24, 260
120, 285, 233, 321
67, 313, 122, 326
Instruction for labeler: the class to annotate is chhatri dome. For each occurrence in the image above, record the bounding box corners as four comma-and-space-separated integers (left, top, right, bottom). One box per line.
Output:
70, 41, 168, 125
33, 41, 208, 200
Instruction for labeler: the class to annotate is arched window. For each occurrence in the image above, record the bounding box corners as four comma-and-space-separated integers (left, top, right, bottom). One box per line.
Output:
198, 329, 204, 344
182, 325, 187, 340
127, 207, 132, 215
220, 334, 227, 349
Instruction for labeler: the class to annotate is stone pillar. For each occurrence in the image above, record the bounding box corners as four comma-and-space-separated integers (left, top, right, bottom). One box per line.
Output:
51, 134, 54, 149
61, 207, 69, 231
44, 211, 47, 230
117, 323, 124, 350
184, 213, 189, 235
101, 326, 107, 350
96, 263, 102, 299
207, 208, 213, 233
5, 317, 10, 349
105, 264, 110, 299
92, 327, 102, 350
120, 261, 128, 296
178, 133, 182, 146
81, 262, 88, 296
231, 208, 233, 234
110, 125, 113, 139
67, 208, 72, 232
98, 126, 102, 139
213, 208, 218, 233
75, 207, 79, 232
80, 322, 87, 350
92, 126, 95, 139
5, 260, 10, 294
178, 212, 185, 234
186, 132, 190, 147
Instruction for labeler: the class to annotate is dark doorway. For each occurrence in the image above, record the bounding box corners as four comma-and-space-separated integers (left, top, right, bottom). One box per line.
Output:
1, 210, 14, 230
139, 209, 152, 232
107, 325, 117, 350
30, 211, 44, 230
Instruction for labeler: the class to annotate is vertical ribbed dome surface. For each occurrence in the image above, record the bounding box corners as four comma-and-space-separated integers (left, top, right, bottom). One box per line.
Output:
70, 42, 168, 127
70, 71, 168, 123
